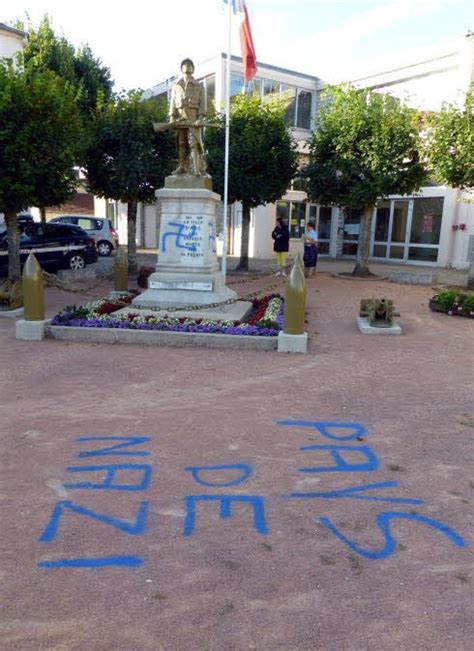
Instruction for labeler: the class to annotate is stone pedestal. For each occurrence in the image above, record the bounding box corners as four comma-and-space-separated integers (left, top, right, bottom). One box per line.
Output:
16, 319, 47, 341
277, 331, 308, 354
356, 316, 402, 335
132, 182, 244, 315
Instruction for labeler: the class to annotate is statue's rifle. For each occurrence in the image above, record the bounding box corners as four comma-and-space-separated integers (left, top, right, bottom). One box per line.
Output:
153, 121, 222, 133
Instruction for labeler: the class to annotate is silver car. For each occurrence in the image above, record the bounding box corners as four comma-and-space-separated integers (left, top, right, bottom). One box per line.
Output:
50, 215, 119, 256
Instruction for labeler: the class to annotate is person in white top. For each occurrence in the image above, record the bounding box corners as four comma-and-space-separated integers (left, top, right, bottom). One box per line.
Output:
302, 221, 318, 278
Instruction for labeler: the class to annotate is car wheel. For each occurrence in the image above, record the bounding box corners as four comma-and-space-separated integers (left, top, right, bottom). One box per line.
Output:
97, 240, 113, 256
67, 253, 86, 270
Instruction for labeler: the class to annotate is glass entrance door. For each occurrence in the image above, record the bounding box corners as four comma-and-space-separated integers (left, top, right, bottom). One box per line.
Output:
342, 208, 362, 256
309, 205, 332, 254
389, 201, 410, 260
370, 197, 442, 264
371, 199, 411, 261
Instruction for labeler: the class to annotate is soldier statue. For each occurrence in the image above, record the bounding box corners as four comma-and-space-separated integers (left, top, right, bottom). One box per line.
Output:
168, 58, 208, 176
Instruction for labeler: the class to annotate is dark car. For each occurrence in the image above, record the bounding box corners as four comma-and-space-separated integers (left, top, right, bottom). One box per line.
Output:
0, 212, 35, 234
0, 222, 98, 275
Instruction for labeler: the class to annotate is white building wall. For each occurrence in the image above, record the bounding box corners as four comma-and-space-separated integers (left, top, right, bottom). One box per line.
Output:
0, 28, 26, 63
144, 204, 158, 248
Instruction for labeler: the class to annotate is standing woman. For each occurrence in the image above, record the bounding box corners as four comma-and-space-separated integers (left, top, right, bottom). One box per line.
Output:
271, 217, 290, 276
302, 221, 318, 278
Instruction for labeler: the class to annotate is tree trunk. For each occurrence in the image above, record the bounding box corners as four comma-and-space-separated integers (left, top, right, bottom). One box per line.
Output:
127, 201, 138, 274
40, 206, 47, 223
236, 202, 251, 271
352, 206, 374, 277
5, 211, 21, 282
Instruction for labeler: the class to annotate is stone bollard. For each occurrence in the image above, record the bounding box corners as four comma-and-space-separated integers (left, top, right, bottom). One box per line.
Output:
278, 254, 308, 353
114, 246, 129, 293
16, 253, 47, 341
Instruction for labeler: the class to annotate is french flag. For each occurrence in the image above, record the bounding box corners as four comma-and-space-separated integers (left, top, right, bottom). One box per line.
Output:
224, 0, 258, 82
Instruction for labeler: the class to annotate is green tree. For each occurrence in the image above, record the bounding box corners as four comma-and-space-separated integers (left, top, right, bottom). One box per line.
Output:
426, 91, 473, 190
0, 62, 81, 281
305, 85, 427, 276
84, 92, 174, 272
22, 16, 114, 118
205, 94, 298, 271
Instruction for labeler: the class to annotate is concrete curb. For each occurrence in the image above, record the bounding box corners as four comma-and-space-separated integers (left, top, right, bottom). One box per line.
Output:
46, 324, 278, 350
0, 306, 24, 319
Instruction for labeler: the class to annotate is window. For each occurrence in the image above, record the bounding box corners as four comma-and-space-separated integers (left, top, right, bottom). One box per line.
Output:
374, 201, 390, 241
318, 207, 332, 240
296, 90, 312, 130
391, 201, 408, 243
290, 202, 306, 238
204, 75, 215, 109
276, 200, 306, 238
44, 225, 74, 238
281, 85, 296, 126
342, 208, 362, 256
77, 218, 101, 231
263, 79, 279, 103
276, 201, 290, 225
410, 197, 443, 245
230, 73, 244, 99
245, 77, 261, 96
291, 176, 306, 191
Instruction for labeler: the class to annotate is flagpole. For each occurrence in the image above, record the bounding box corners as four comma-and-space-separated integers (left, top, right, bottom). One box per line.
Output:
222, 0, 232, 281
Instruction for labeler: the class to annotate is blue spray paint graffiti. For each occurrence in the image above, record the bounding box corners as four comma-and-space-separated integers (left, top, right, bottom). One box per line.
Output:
320, 512, 466, 560
38, 500, 149, 542
75, 436, 150, 458
287, 481, 424, 504
278, 420, 367, 441
37, 556, 144, 569
64, 464, 153, 491
279, 420, 467, 560
184, 463, 253, 487
298, 443, 380, 473
36, 423, 466, 569
183, 495, 268, 537
183, 463, 268, 536
37, 436, 151, 570
161, 222, 198, 252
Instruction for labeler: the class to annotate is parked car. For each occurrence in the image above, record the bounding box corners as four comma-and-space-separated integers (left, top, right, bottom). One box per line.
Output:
0, 222, 98, 275
50, 215, 119, 256
0, 212, 35, 234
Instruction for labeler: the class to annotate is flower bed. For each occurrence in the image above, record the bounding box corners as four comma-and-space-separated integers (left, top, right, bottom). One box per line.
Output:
51, 293, 284, 336
429, 290, 474, 318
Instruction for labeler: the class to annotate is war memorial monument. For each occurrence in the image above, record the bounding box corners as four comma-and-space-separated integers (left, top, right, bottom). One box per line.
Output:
132, 58, 250, 321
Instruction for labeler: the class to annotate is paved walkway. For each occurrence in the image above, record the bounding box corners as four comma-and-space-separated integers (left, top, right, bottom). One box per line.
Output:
1, 271, 472, 650
131, 249, 469, 286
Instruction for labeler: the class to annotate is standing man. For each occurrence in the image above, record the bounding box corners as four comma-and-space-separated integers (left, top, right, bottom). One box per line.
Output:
271, 216, 290, 276
169, 58, 208, 176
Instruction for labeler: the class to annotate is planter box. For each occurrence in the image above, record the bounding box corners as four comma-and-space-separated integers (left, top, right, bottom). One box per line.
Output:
428, 299, 446, 313
428, 299, 474, 318
46, 324, 278, 350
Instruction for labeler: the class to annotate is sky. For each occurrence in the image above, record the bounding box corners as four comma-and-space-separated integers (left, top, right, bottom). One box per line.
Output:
3, 0, 473, 91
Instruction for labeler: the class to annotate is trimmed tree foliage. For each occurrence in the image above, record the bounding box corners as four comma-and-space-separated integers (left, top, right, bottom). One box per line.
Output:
22, 16, 114, 118
0, 62, 81, 281
426, 91, 473, 191
305, 85, 427, 276
84, 92, 174, 272
205, 94, 298, 271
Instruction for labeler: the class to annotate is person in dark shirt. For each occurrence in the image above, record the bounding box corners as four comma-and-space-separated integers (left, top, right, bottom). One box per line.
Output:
271, 217, 290, 276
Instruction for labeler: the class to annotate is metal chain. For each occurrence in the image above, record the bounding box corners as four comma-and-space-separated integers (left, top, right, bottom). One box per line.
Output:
125, 280, 283, 313
43, 269, 114, 295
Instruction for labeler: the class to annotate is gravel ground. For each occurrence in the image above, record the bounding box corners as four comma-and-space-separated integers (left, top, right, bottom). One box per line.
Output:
0, 268, 472, 651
